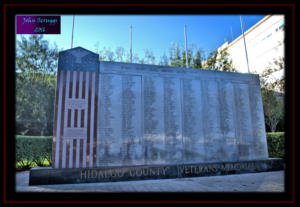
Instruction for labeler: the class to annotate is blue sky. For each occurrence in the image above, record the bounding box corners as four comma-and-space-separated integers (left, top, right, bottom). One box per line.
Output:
16, 15, 266, 61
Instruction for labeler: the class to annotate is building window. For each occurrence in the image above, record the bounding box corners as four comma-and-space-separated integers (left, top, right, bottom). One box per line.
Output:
279, 24, 284, 30
275, 19, 285, 32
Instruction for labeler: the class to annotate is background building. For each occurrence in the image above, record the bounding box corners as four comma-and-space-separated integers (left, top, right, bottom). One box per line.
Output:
218, 15, 284, 77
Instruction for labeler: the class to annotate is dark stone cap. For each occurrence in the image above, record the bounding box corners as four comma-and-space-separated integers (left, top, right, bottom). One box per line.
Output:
58, 47, 99, 72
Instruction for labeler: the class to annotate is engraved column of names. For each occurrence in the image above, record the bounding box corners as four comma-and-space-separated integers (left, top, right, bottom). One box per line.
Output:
248, 84, 268, 159
182, 79, 205, 163
97, 75, 122, 166
143, 76, 164, 164
219, 82, 238, 161
163, 78, 182, 163
234, 84, 255, 160
202, 81, 223, 162
121, 75, 142, 165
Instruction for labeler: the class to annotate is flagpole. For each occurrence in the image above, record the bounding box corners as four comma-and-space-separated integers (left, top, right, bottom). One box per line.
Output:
240, 15, 250, 73
130, 25, 132, 63
184, 24, 188, 68
71, 15, 75, 48
230, 25, 234, 42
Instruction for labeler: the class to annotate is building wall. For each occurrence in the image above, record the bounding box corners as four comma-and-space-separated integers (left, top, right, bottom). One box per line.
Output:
226, 15, 284, 75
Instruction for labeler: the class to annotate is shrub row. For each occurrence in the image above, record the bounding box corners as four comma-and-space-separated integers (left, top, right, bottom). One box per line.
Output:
15, 133, 284, 170
16, 135, 52, 170
266, 132, 285, 158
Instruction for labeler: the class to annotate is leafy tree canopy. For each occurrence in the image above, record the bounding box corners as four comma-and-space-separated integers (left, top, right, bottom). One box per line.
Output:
16, 35, 58, 136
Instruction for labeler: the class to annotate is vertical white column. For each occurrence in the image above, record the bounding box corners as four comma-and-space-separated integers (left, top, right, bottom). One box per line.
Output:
89, 72, 96, 167
55, 71, 64, 168
75, 138, 80, 168
62, 71, 70, 168
82, 72, 89, 167
69, 139, 73, 168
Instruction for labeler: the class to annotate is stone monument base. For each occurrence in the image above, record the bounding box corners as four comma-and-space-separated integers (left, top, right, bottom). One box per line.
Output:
29, 158, 284, 185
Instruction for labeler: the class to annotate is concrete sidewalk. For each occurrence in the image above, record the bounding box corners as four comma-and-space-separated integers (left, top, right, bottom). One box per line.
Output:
16, 170, 284, 192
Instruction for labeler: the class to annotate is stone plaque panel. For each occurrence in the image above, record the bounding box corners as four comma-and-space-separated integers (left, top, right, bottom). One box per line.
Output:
143, 76, 165, 164
97, 74, 122, 166
53, 47, 269, 170
182, 79, 205, 163
248, 84, 269, 159
202, 80, 224, 162
218, 82, 238, 162
120, 75, 143, 165
163, 77, 183, 164
234, 84, 255, 160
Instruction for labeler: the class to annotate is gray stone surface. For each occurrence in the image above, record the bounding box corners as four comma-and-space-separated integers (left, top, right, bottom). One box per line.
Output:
17, 170, 285, 192
29, 159, 284, 185
97, 61, 268, 166
58, 47, 99, 72
53, 47, 269, 170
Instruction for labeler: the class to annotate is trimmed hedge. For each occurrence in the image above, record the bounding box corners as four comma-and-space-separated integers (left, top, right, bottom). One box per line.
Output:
15, 133, 284, 170
266, 132, 285, 158
16, 135, 52, 169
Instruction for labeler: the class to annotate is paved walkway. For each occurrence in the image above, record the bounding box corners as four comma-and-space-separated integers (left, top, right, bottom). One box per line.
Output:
16, 170, 284, 192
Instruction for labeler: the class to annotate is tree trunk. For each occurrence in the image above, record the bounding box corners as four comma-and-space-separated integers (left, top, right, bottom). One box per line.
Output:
270, 122, 277, 132
43, 114, 47, 136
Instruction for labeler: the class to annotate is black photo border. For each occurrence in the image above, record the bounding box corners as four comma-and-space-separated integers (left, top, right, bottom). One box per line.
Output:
2, 2, 296, 205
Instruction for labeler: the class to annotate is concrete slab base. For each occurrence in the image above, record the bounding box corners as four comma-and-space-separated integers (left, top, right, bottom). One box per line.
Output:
29, 158, 284, 185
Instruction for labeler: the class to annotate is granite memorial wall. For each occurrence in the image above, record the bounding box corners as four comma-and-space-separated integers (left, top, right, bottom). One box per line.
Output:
52, 46, 269, 170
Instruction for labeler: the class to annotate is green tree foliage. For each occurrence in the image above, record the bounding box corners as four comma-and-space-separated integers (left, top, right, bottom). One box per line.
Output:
144, 49, 156, 65
169, 43, 183, 67
182, 51, 190, 67
215, 48, 236, 72
115, 46, 125, 62
16, 35, 58, 136
16, 35, 58, 79
266, 132, 284, 158
203, 50, 218, 70
262, 88, 284, 132
93, 43, 206, 69
105, 48, 115, 61
159, 53, 169, 66
190, 48, 203, 69
132, 53, 141, 63
138, 58, 145, 64
16, 135, 53, 169
94, 45, 108, 61
94, 42, 234, 72
94, 44, 142, 63
181, 45, 194, 67
203, 48, 236, 72
168, 43, 197, 68
260, 57, 285, 93
260, 57, 285, 132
